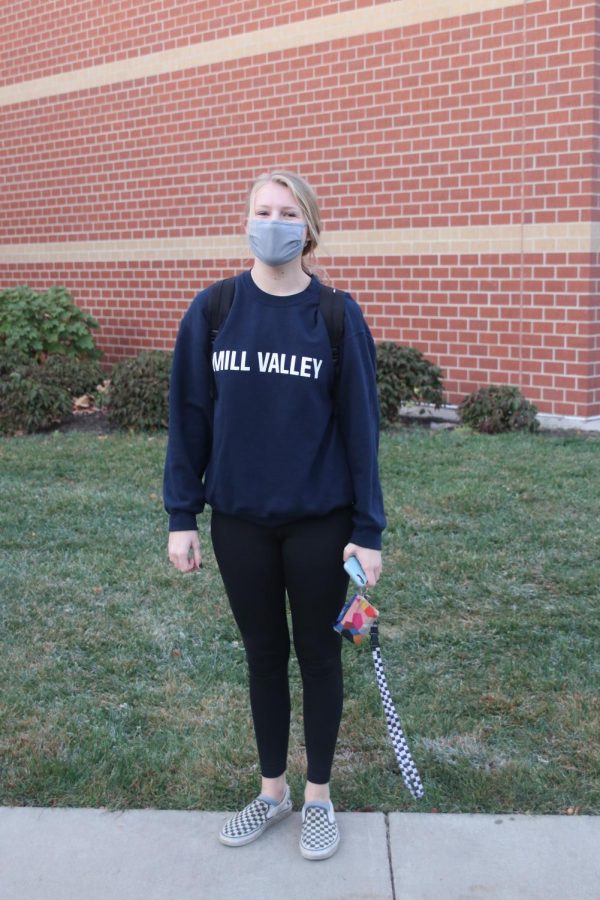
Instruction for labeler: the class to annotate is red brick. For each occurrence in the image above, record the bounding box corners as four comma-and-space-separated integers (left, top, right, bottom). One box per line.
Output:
1, 0, 599, 417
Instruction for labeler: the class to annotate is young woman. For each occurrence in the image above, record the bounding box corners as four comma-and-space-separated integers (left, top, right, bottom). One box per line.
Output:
163, 171, 385, 860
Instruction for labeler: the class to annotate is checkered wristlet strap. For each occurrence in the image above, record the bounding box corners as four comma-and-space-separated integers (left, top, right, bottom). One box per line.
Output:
370, 622, 424, 800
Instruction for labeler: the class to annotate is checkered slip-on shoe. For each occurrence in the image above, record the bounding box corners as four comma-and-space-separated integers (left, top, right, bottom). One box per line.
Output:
219, 785, 293, 847
299, 800, 340, 860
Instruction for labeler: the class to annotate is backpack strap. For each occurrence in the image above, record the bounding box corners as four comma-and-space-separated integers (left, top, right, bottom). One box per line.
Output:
208, 277, 237, 345
207, 277, 236, 399
318, 284, 345, 396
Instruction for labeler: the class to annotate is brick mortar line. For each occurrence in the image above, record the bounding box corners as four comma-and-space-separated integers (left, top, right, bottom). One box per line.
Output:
0, 0, 521, 107
0, 223, 593, 263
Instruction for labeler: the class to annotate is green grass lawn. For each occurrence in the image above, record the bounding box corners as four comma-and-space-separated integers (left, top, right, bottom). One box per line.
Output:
0, 427, 598, 814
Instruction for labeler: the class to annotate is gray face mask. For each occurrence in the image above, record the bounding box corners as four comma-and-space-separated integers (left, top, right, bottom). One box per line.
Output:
248, 219, 307, 267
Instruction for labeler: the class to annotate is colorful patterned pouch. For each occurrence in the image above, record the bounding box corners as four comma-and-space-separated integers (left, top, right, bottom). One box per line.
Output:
333, 593, 379, 645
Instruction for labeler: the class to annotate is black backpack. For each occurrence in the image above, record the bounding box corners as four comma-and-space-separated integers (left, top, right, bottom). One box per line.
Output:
206, 276, 345, 397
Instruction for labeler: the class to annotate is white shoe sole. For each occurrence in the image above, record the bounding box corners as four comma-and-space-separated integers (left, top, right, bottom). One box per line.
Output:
300, 831, 340, 860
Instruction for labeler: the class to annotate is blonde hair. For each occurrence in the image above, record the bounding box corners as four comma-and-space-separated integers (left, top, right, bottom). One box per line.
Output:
246, 171, 322, 274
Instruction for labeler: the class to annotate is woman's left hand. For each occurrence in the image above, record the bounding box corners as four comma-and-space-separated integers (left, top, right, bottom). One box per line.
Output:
343, 543, 382, 588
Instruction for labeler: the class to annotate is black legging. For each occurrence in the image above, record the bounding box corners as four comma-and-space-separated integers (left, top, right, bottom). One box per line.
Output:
211, 506, 353, 784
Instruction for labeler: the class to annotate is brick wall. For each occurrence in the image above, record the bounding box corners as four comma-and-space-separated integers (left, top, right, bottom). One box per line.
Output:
1, 0, 598, 419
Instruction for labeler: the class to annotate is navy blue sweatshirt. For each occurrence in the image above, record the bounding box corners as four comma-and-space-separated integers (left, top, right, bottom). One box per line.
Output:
163, 270, 386, 549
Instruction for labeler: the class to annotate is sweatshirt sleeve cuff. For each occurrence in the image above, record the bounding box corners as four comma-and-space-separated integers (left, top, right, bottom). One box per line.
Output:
349, 527, 382, 551
169, 511, 198, 532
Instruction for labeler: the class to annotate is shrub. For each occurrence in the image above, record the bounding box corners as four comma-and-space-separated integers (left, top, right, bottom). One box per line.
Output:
0, 346, 29, 377
459, 385, 539, 434
376, 341, 444, 426
105, 350, 172, 431
41, 354, 106, 397
0, 353, 106, 435
0, 370, 72, 435
0, 285, 101, 361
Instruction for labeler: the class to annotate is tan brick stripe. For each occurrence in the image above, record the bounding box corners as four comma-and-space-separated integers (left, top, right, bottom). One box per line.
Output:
0, 224, 594, 263
0, 0, 521, 107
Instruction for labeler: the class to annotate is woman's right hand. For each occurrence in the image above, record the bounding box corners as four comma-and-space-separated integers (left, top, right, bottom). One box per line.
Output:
168, 530, 202, 572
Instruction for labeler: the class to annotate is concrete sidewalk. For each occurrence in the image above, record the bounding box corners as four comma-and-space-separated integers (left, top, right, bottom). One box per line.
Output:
1, 807, 598, 900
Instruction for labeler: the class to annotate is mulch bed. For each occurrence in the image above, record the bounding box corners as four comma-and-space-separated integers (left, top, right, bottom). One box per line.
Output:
55, 410, 117, 435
